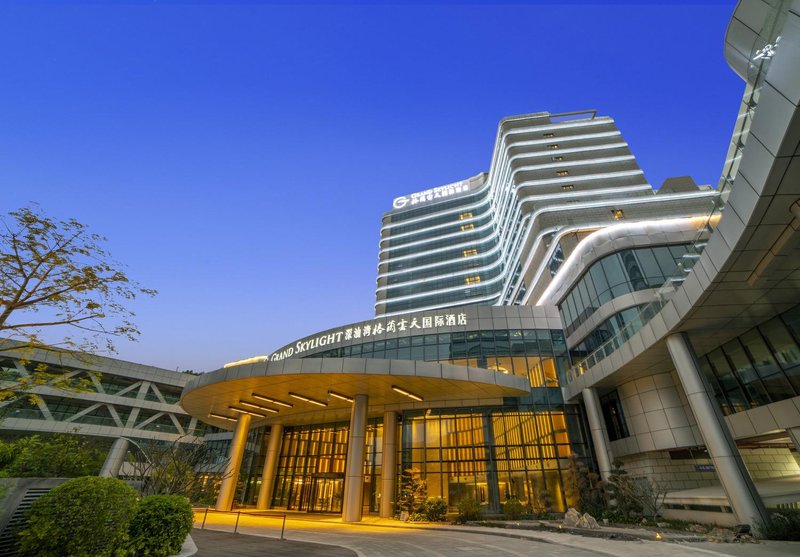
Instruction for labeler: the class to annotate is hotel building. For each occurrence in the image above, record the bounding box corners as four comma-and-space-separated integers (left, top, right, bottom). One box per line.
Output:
3, 0, 798, 531
179, 0, 800, 527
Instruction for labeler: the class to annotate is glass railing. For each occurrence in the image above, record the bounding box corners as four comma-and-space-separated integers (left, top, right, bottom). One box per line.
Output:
565, 0, 788, 385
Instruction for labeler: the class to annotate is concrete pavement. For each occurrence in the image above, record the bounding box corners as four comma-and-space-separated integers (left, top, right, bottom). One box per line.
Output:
193, 510, 800, 557
193, 529, 356, 557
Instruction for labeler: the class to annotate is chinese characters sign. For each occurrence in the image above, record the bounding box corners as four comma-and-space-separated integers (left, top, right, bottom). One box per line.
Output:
392, 179, 471, 210
270, 312, 468, 361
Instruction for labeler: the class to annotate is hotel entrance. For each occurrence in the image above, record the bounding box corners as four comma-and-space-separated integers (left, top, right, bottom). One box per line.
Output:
285, 474, 344, 513
309, 474, 344, 513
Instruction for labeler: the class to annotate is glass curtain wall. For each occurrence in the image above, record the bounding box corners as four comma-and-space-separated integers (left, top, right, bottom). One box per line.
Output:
698, 305, 800, 415
400, 407, 584, 513
270, 420, 383, 514
245, 328, 590, 515
559, 244, 691, 336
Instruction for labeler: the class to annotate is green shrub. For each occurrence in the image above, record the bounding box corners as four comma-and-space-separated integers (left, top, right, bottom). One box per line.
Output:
127, 495, 194, 556
19, 476, 139, 557
422, 498, 448, 522
503, 498, 525, 520
2, 434, 106, 478
760, 509, 800, 541
457, 497, 482, 523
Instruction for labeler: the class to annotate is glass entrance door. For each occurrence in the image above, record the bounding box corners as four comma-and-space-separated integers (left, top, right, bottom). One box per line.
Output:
309, 476, 344, 513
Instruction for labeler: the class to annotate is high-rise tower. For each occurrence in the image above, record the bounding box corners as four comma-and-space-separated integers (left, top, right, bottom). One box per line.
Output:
376, 110, 715, 316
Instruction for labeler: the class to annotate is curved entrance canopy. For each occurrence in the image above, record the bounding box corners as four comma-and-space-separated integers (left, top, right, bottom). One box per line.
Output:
181, 357, 531, 429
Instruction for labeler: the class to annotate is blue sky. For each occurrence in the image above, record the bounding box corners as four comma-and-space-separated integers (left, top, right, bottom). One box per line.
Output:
1, 1, 743, 372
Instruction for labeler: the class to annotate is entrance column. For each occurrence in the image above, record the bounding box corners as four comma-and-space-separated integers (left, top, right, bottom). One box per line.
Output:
216, 413, 252, 511
257, 423, 284, 510
582, 388, 613, 481
666, 333, 769, 529
99, 437, 130, 478
482, 413, 501, 513
342, 394, 368, 522
380, 411, 398, 518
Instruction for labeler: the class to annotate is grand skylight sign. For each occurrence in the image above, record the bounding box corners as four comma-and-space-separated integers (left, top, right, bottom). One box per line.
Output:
269, 312, 468, 361
392, 179, 471, 210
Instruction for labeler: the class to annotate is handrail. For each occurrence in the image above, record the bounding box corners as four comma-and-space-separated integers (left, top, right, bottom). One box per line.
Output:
194, 507, 288, 539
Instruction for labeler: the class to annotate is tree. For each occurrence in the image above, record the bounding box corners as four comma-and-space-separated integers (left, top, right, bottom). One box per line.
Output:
563, 453, 606, 515
397, 467, 427, 517
0, 434, 107, 478
605, 459, 643, 520
124, 437, 230, 503
0, 204, 156, 409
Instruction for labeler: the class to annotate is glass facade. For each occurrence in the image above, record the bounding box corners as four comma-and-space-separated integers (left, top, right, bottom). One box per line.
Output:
307, 328, 570, 390
401, 407, 585, 513
225, 327, 594, 514
0, 356, 205, 437
569, 305, 647, 361
558, 244, 691, 336
270, 421, 383, 513
698, 305, 800, 416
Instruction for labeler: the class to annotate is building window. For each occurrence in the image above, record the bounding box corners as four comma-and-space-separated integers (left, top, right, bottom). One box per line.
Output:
557, 244, 692, 335
552, 156, 564, 162
600, 390, 629, 441
548, 144, 559, 150
697, 306, 800, 416
556, 170, 569, 177
461, 224, 475, 231
459, 212, 473, 220
543, 132, 555, 138
464, 276, 481, 285
561, 184, 574, 191
463, 249, 478, 257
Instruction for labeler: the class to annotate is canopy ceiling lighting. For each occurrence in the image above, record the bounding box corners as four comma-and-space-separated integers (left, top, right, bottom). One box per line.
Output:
328, 390, 354, 403
392, 385, 423, 402
252, 393, 293, 408
239, 400, 279, 414
289, 392, 328, 407
229, 406, 267, 418
208, 412, 237, 422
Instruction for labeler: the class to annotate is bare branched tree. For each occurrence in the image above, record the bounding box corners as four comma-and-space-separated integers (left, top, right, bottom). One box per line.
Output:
124, 437, 231, 504
628, 475, 670, 518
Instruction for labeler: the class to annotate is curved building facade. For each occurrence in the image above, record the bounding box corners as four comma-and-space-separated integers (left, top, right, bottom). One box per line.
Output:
181, 305, 594, 519
181, 0, 800, 527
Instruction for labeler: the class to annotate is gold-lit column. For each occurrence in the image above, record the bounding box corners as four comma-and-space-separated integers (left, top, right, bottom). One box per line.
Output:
215, 412, 252, 511
256, 423, 284, 510
380, 411, 398, 518
342, 394, 368, 522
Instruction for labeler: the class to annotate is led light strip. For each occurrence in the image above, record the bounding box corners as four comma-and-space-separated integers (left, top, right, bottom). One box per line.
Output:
239, 400, 279, 413
289, 392, 328, 407
208, 412, 237, 422
392, 385, 423, 402
328, 390, 354, 403
252, 393, 293, 408
229, 406, 268, 418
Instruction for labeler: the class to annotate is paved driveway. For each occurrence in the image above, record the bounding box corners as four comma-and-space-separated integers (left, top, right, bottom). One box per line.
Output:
193, 511, 800, 557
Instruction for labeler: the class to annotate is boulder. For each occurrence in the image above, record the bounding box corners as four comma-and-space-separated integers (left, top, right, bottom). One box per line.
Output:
578, 512, 600, 529
563, 507, 581, 527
